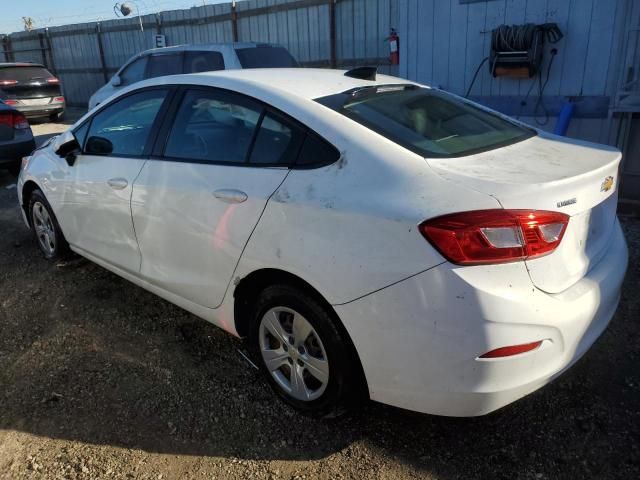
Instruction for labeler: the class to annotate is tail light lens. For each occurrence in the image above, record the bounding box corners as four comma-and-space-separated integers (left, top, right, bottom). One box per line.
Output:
3, 99, 18, 105
0, 79, 18, 86
0, 111, 29, 129
12, 112, 29, 129
52, 96, 65, 103
419, 209, 569, 265
46, 77, 60, 84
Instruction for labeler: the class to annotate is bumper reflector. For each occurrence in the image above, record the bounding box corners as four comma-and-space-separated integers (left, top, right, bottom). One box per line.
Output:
479, 341, 542, 359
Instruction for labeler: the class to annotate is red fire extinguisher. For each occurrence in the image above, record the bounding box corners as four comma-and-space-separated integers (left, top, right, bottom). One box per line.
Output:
388, 28, 399, 65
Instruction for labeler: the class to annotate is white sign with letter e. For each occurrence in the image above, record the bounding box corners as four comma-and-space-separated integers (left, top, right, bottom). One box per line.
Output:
153, 34, 166, 48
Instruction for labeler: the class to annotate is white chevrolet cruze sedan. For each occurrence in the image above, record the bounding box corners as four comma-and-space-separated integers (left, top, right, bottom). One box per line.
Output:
17, 68, 628, 418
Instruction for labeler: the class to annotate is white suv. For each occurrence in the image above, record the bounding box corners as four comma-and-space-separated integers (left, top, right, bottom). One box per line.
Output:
88, 43, 297, 110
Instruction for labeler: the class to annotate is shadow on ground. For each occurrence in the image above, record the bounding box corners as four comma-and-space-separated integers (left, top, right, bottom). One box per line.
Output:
0, 170, 639, 479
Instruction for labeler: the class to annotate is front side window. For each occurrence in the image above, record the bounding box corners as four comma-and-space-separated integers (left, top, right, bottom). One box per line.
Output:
184, 51, 225, 73
120, 57, 147, 86
85, 89, 168, 156
146, 54, 182, 79
164, 89, 262, 163
317, 86, 534, 158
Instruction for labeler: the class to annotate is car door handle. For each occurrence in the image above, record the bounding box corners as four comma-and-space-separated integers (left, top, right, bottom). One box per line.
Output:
107, 178, 128, 190
213, 189, 248, 204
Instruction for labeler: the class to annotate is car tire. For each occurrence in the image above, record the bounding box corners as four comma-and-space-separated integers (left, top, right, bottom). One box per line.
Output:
248, 284, 365, 418
28, 189, 70, 260
49, 111, 65, 122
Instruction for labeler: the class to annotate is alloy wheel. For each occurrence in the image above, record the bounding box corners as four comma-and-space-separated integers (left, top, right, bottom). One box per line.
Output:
32, 201, 56, 256
259, 306, 329, 401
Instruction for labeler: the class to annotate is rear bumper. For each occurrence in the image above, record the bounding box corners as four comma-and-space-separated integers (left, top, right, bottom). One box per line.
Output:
0, 137, 36, 165
335, 219, 628, 417
15, 103, 64, 118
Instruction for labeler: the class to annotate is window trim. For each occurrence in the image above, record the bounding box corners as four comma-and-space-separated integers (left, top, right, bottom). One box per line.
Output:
78, 85, 176, 159
149, 84, 339, 170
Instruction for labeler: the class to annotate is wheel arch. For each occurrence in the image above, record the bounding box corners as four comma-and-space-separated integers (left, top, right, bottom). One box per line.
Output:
21, 179, 42, 225
233, 267, 369, 396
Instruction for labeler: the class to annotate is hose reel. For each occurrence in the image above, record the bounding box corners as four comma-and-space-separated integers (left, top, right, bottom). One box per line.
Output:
490, 23, 563, 78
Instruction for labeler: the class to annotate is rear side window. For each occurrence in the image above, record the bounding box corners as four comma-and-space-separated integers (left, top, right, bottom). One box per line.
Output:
85, 89, 168, 156
120, 57, 147, 86
164, 89, 262, 164
296, 133, 341, 167
0, 66, 55, 83
235, 46, 298, 68
316, 86, 534, 158
184, 51, 225, 73
146, 54, 182, 79
249, 112, 305, 165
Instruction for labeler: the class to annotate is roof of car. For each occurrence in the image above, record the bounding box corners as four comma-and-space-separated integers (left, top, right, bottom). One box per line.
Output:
0, 62, 45, 68
185, 68, 418, 100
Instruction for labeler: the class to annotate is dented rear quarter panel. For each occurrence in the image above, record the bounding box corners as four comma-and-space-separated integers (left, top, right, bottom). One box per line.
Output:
232, 110, 501, 306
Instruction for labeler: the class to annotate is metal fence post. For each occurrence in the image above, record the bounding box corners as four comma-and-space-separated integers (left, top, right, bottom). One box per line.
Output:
231, 2, 239, 42
44, 28, 57, 75
96, 22, 109, 83
38, 32, 48, 68
2, 35, 14, 62
329, 0, 337, 68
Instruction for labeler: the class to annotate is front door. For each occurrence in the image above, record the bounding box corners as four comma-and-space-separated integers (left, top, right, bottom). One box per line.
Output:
57, 88, 171, 273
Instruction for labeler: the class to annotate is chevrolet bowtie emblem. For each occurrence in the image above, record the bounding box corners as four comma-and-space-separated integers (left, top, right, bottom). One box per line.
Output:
600, 176, 614, 192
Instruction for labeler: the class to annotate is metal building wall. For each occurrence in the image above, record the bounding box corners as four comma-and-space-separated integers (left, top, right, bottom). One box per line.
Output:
397, 0, 640, 200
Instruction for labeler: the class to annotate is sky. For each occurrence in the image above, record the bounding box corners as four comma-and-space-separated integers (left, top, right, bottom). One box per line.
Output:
0, 0, 243, 34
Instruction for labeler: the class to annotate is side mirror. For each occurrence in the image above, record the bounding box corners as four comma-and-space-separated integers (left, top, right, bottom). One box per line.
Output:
54, 131, 81, 166
111, 75, 122, 87
86, 136, 113, 155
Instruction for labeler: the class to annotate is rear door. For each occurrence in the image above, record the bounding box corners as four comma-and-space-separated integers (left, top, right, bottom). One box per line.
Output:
131, 87, 303, 308
57, 87, 172, 273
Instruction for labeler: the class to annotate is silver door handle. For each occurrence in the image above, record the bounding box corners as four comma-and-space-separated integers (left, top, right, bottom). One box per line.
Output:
213, 189, 248, 204
107, 178, 128, 190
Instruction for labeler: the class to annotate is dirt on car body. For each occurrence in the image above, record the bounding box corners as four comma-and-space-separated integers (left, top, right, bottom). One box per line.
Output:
1, 128, 639, 478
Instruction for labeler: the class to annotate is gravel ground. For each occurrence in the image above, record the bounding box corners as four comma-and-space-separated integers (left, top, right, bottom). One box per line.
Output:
0, 120, 639, 479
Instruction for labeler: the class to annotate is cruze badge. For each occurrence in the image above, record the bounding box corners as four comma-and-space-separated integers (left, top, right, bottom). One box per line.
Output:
601, 176, 614, 192
557, 198, 577, 208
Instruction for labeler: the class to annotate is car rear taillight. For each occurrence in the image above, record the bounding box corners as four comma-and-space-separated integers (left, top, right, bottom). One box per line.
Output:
0, 79, 18, 86
419, 209, 569, 265
12, 112, 29, 129
0, 111, 28, 129
52, 96, 65, 103
3, 99, 18, 105
46, 77, 60, 84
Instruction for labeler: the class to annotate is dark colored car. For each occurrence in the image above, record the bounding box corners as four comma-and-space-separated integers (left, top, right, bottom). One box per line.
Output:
0, 100, 36, 174
0, 63, 65, 121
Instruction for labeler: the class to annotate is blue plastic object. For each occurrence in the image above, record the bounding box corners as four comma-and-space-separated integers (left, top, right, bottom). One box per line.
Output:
554, 101, 575, 136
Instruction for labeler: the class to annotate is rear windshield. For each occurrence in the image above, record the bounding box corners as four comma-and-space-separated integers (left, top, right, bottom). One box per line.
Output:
316, 86, 534, 158
235, 46, 298, 68
0, 66, 55, 82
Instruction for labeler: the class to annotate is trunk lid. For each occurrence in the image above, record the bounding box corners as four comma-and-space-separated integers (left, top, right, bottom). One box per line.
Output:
426, 132, 621, 293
